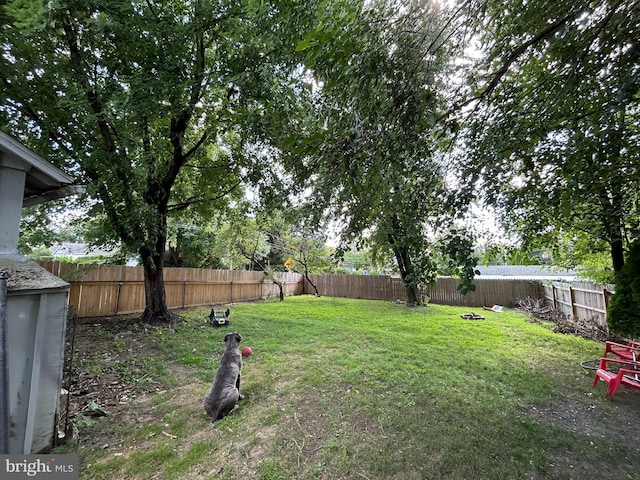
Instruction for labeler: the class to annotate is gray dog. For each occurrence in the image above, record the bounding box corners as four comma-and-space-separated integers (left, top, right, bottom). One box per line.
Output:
203, 332, 244, 422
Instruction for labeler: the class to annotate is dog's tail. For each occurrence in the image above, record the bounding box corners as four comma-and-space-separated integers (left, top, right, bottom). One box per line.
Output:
204, 390, 219, 422
210, 407, 221, 423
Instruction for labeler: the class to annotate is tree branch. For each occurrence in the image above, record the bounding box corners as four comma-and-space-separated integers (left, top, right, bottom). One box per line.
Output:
183, 131, 209, 161
445, 9, 580, 120
163, 18, 208, 204
166, 180, 242, 212
61, 12, 117, 154
1, 78, 76, 158
483, 13, 576, 99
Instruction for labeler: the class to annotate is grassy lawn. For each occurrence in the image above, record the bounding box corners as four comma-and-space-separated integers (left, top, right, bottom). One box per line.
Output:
55, 296, 640, 480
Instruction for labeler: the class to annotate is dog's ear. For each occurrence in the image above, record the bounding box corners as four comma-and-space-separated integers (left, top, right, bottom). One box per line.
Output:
235, 333, 242, 343
223, 333, 232, 343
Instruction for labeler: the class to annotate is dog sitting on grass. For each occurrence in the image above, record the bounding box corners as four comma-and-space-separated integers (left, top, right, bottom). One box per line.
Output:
203, 332, 244, 423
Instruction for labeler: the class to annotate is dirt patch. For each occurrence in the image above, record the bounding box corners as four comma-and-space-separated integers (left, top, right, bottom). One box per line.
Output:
543, 448, 636, 480
519, 396, 640, 444
59, 314, 169, 444
517, 393, 640, 479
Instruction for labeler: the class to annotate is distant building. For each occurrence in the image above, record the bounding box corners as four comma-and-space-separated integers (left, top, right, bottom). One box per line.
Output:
49, 242, 138, 266
474, 265, 576, 281
50, 242, 117, 260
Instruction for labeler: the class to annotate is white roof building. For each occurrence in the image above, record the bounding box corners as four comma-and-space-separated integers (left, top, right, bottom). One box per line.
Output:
474, 265, 577, 281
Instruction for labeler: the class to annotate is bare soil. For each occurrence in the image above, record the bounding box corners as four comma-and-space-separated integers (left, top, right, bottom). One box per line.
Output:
517, 394, 640, 479
59, 314, 168, 446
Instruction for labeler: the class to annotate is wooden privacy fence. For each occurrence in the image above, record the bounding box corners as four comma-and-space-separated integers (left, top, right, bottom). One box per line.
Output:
307, 275, 616, 328
37, 261, 304, 318
36, 261, 618, 328
425, 277, 545, 307
305, 274, 545, 307
544, 282, 615, 329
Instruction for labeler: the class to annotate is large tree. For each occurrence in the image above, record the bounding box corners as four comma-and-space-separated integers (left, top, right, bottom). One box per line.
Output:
459, 0, 640, 277
1, 0, 316, 323
288, 0, 477, 305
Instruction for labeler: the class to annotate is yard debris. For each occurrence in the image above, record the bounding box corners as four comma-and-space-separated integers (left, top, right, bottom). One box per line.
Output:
515, 297, 560, 322
461, 312, 485, 320
515, 296, 625, 342
86, 400, 109, 417
483, 305, 503, 312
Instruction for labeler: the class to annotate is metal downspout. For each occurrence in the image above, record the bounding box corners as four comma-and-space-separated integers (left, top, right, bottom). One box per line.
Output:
0, 269, 9, 453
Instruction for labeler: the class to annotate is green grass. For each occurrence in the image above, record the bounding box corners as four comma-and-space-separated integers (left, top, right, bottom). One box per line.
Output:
57, 296, 640, 480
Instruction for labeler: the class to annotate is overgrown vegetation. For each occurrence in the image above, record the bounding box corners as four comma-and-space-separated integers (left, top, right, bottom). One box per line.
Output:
56, 297, 639, 479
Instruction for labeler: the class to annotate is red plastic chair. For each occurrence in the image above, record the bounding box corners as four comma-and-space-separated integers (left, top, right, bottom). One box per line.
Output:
603, 341, 640, 362
592, 357, 640, 398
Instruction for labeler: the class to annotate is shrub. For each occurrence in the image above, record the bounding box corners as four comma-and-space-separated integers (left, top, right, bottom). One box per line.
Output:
607, 241, 640, 338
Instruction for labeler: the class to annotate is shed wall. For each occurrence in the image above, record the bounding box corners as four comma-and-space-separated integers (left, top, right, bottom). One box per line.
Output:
7, 290, 68, 453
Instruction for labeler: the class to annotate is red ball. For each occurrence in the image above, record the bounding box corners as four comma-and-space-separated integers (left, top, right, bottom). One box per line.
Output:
241, 346, 253, 357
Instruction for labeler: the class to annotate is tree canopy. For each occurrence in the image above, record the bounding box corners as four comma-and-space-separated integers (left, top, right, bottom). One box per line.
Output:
1, 0, 319, 323
4, 0, 638, 319
287, 0, 478, 305
460, 0, 640, 275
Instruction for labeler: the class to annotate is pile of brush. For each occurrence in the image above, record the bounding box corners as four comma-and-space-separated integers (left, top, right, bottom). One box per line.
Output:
515, 296, 623, 342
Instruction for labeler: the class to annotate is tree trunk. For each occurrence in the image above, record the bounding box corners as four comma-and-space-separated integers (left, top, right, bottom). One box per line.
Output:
609, 190, 626, 274
296, 252, 320, 297
610, 234, 625, 274
139, 243, 179, 326
597, 118, 627, 274
262, 269, 284, 301
304, 271, 320, 297
274, 278, 285, 301
598, 187, 626, 273
405, 283, 422, 307
388, 229, 423, 307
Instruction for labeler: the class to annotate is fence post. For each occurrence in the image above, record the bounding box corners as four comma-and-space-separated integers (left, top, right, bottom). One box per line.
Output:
115, 281, 122, 315
552, 283, 558, 311
182, 281, 187, 308
568, 286, 576, 319
602, 287, 611, 332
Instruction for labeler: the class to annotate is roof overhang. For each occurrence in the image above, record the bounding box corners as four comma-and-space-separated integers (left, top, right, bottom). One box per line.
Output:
22, 185, 87, 207
0, 130, 85, 205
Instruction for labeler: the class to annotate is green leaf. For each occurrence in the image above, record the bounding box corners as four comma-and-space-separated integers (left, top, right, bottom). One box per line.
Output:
296, 37, 312, 51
